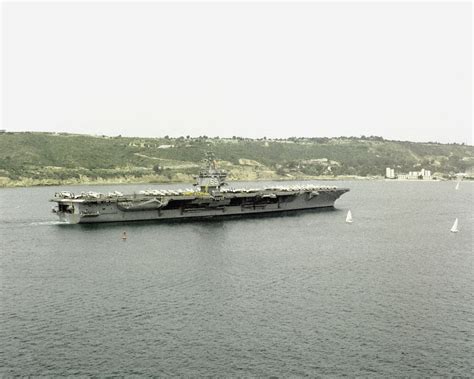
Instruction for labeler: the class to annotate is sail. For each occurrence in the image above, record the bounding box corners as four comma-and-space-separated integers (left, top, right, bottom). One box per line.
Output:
455, 181, 460, 190
346, 210, 353, 223
450, 218, 458, 233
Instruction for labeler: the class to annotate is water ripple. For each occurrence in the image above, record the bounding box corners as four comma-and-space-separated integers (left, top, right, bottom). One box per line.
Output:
1, 181, 473, 376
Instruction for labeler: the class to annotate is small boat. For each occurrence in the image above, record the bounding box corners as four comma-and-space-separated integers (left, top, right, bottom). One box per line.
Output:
346, 210, 353, 223
455, 181, 460, 190
450, 218, 458, 233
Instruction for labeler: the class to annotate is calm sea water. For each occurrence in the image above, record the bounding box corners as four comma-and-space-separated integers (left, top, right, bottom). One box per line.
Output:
1, 180, 472, 377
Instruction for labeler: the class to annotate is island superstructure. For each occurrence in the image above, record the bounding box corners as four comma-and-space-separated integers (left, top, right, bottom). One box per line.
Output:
51, 152, 350, 224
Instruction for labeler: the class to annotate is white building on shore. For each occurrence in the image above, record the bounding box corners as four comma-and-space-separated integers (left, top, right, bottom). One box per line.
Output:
393, 168, 432, 180
385, 167, 395, 179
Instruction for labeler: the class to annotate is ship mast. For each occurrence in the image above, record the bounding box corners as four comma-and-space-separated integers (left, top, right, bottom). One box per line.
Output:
194, 152, 227, 193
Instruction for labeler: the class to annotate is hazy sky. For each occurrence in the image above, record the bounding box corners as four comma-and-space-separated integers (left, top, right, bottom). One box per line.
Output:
2, 1, 472, 143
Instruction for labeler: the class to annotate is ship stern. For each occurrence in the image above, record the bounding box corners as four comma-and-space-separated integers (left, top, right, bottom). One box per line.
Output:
51, 200, 82, 224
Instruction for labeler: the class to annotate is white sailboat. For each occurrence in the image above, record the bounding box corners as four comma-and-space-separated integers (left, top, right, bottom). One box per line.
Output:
450, 218, 459, 233
345, 210, 353, 223
455, 181, 460, 190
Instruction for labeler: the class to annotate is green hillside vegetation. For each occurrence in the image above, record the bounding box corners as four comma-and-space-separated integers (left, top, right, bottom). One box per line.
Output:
0, 132, 472, 187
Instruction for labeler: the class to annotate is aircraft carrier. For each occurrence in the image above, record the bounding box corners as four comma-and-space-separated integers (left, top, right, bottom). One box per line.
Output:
51, 152, 350, 224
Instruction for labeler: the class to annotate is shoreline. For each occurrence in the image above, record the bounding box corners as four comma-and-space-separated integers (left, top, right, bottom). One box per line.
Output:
1, 175, 468, 189
0, 175, 370, 188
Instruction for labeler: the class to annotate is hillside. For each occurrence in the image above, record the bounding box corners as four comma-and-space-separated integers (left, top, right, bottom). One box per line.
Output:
0, 132, 472, 187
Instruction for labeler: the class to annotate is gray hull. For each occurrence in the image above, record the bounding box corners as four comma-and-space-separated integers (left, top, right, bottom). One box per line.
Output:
53, 188, 349, 224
